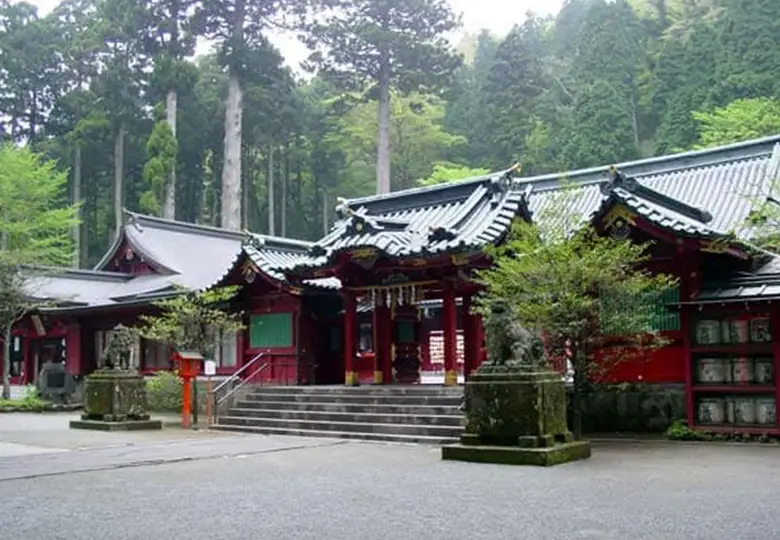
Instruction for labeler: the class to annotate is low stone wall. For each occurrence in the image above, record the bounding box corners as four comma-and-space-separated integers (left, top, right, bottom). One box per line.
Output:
568, 383, 686, 433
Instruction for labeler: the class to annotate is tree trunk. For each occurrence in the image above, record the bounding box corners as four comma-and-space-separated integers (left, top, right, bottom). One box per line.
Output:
164, 89, 177, 220
2, 326, 11, 400
113, 125, 125, 241
376, 61, 392, 194
572, 350, 584, 440
267, 146, 275, 235
280, 144, 287, 237
72, 144, 82, 268
220, 72, 243, 230
322, 190, 328, 235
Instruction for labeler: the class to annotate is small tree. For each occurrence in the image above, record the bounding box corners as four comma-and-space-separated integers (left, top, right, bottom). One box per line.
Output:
136, 286, 244, 359
475, 195, 676, 438
0, 144, 80, 399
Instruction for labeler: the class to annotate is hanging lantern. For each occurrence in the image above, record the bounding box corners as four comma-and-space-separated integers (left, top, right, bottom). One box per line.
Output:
386, 289, 392, 306
398, 288, 404, 306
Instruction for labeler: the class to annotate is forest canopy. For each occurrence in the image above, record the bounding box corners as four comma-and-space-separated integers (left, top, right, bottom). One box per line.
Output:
1, 0, 780, 268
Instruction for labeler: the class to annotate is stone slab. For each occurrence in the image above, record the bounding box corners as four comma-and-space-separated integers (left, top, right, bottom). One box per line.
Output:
441, 440, 592, 467
69, 419, 163, 432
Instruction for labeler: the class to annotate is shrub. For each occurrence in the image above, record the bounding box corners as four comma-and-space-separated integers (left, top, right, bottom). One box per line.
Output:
145, 371, 182, 412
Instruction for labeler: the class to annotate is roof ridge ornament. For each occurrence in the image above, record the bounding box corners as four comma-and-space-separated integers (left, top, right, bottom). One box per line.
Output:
242, 232, 265, 250
603, 166, 714, 224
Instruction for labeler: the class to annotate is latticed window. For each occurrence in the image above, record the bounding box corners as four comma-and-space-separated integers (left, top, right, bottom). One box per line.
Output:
249, 313, 293, 348
600, 285, 681, 336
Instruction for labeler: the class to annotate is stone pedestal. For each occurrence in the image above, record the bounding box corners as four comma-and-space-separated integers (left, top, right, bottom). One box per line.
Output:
70, 369, 161, 431
442, 364, 590, 466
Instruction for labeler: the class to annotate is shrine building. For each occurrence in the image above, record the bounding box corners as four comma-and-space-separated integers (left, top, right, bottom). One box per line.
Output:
3, 134, 780, 435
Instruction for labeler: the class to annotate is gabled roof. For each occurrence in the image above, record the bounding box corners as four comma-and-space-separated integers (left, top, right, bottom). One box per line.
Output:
286, 167, 528, 272
525, 134, 780, 239
36, 212, 334, 313
282, 135, 780, 277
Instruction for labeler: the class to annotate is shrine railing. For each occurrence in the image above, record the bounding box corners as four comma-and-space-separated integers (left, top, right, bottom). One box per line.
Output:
210, 352, 314, 425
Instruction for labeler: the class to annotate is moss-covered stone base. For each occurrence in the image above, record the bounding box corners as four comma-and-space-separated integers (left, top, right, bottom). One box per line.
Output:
69, 419, 162, 431
81, 369, 150, 422
442, 440, 592, 467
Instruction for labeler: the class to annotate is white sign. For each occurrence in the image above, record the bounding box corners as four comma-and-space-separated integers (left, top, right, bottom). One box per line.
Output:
204, 360, 217, 376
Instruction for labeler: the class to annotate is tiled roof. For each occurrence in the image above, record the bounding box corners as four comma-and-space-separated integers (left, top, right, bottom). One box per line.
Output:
282, 135, 780, 276
686, 257, 780, 304
38, 212, 335, 312
286, 167, 528, 271
525, 135, 780, 239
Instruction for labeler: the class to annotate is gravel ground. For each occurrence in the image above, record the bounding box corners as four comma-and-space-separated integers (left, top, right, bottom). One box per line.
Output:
1, 438, 779, 540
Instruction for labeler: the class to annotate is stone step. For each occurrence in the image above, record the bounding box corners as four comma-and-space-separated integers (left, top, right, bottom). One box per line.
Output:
217, 415, 464, 439
227, 407, 465, 426
212, 423, 459, 445
232, 399, 461, 417
247, 385, 463, 397
241, 392, 462, 407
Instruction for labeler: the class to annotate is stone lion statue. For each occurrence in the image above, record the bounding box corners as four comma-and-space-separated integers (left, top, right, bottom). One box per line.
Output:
102, 324, 136, 370
484, 299, 544, 367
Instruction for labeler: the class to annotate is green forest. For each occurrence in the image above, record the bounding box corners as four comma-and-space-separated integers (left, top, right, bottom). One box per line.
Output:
2, 0, 780, 268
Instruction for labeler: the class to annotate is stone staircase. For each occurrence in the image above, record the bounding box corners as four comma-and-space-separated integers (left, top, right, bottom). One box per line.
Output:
214, 385, 465, 445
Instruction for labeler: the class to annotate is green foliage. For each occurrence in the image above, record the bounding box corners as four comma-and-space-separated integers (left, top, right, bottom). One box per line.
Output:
304, 0, 461, 94
327, 92, 466, 195
141, 120, 178, 215
419, 164, 491, 187
145, 370, 182, 411
693, 98, 780, 149
137, 286, 244, 356
476, 195, 676, 379
0, 144, 79, 267
0, 385, 48, 411
665, 419, 776, 444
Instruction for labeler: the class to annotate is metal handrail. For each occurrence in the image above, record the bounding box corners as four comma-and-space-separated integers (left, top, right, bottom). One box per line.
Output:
211, 351, 267, 425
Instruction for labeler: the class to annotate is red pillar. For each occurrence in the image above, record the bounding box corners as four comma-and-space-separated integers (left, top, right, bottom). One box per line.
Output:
181, 378, 192, 429
443, 288, 458, 386
374, 305, 392, 384
65, 323, 81, 375
344, 292, 358, 386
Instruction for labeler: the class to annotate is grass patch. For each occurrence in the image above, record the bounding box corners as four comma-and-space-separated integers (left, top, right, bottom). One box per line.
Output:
0, 386, 48, 411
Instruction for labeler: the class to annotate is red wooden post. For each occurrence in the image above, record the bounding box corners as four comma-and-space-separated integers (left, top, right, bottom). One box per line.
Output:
181, 378, 192, 429
772, 304, 780, 433
374, 305, 392, 384
344, 292, 358, 386
443, 288, 457, 386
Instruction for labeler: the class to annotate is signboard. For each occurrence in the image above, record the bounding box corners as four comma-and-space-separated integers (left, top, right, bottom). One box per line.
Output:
204, 360, 217, 377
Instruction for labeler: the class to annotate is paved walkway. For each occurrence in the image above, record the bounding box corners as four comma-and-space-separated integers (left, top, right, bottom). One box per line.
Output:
0, 412, 779, 540
0, 411, 231, 455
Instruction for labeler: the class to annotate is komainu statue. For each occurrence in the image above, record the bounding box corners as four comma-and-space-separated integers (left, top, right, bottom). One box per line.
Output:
102, 324, 136, 370
484, 299, 544, 367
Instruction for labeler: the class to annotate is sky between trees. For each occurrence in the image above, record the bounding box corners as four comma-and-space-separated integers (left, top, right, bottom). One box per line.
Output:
24, 0, 565, 74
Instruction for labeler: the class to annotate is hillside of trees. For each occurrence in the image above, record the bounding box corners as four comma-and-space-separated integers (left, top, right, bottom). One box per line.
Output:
2, 0, 780, 267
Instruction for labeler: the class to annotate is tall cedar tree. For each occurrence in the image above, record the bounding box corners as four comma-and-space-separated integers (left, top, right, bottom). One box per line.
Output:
304, 0, 462, 194
0, 144, 79, 399
475, 186, 675, 438
194, 0, 305, 230
141, 0, 200, 220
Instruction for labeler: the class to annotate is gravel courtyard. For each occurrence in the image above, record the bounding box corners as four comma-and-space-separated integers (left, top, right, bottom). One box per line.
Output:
0, 423, 779, 540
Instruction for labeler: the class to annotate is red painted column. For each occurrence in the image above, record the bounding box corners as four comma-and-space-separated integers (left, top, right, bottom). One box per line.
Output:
771, 304, 780, 433
374, 305, 392, 384
443, 288, 457, 386
343, 292, 358, 386
65, 323, 81, 375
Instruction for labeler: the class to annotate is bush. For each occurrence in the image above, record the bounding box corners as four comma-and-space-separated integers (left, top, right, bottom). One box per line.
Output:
145, 371, 182, 412
0, 385, 48, 411
665, 419, 779, 443
145, 372, 208, 413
